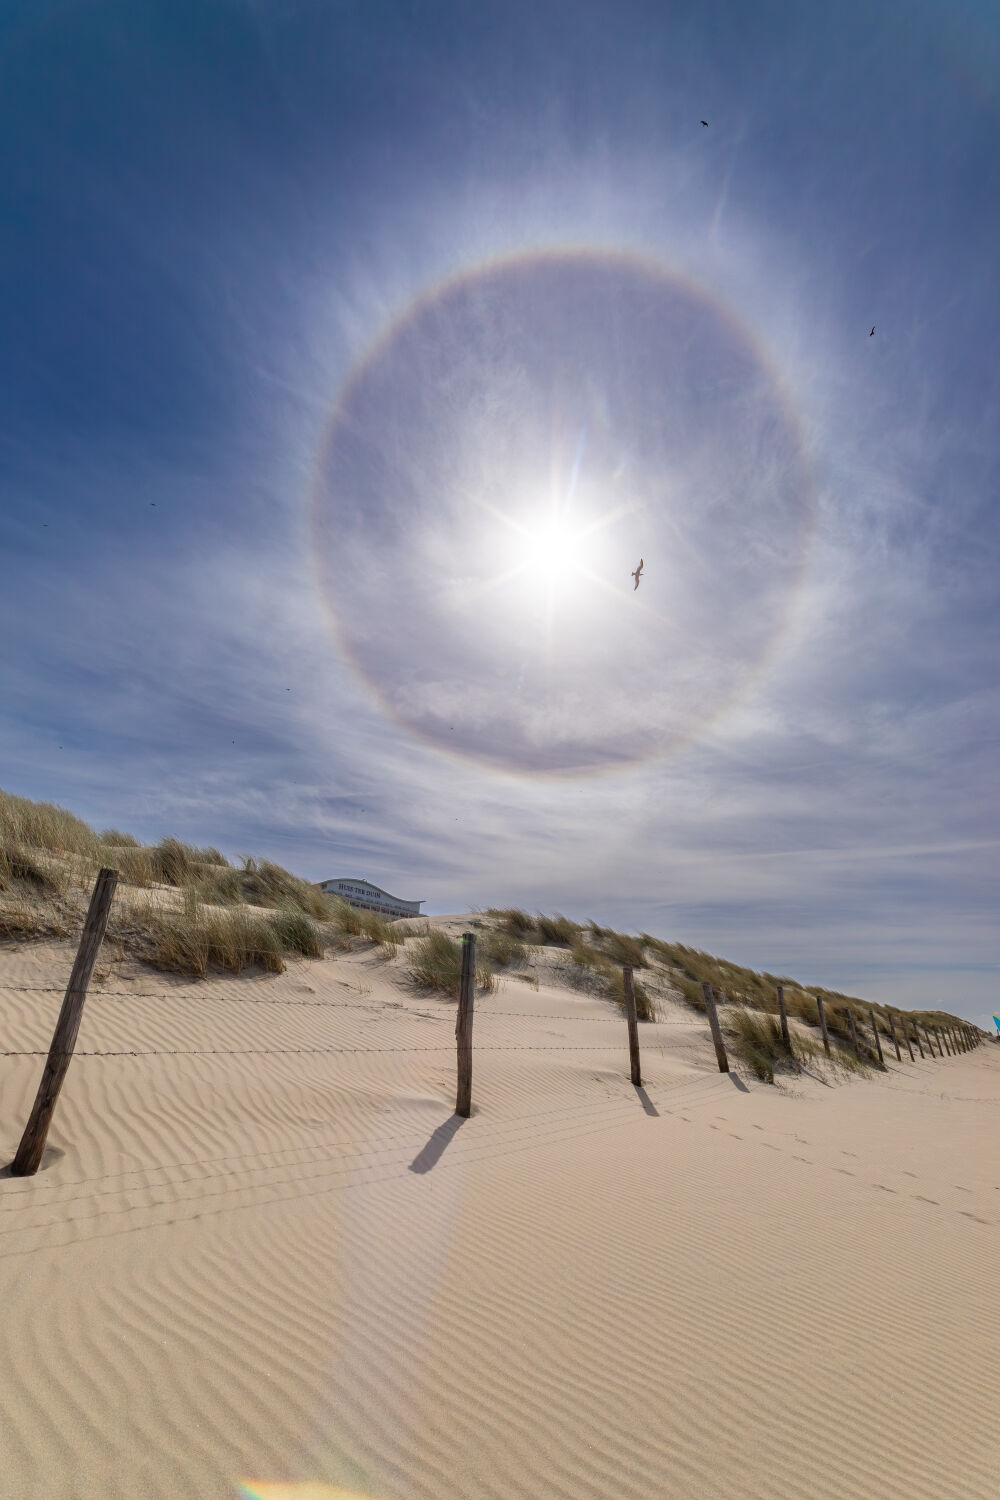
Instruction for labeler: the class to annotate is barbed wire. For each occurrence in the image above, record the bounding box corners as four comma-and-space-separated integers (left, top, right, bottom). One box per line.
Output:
0, 1042, 660, 1058
0, 982, 693, 1025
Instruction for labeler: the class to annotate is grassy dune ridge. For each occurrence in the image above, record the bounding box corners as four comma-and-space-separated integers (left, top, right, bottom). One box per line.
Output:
0, 789, 980, 1077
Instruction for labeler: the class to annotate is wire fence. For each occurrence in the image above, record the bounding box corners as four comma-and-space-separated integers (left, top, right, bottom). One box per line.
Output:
0, 879, 986, 1181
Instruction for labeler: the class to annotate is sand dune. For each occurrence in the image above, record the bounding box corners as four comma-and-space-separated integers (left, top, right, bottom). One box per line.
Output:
1, 928, 997, 1498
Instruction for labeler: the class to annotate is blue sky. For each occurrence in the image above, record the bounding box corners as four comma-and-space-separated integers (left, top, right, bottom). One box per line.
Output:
2, 0, 998, 1024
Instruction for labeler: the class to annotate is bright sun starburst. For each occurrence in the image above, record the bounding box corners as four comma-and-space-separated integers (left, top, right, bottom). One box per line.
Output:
521, 518, 584, 583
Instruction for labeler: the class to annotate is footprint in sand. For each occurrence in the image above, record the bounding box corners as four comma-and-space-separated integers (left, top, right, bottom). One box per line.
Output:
958, 1211, 990, 1224
872, 1184, 896, 1193
835, 1168, 855, 1176
763, 1143, 781, 1152
793, 1155, 812, 1164
729, 1133, 743, 1141
914, 1195, 939, 1204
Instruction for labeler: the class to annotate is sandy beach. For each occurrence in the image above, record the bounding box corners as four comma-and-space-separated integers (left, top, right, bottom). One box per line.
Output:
0, 924, 996, 1499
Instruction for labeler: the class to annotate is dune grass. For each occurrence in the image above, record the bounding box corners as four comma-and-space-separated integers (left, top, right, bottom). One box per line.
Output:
480, 929, 527, 967
2, 788, 985, 1044
124, 896, 290, 977
726, 1008, 793, 1082
409, 929, 497, 998
487, 908, 580, 947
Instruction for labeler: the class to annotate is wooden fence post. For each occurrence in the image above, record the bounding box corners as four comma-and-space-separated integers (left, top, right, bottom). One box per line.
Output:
701, 983, 730, 1074
911, 1020, 925, 1059
944, 1029, 954, 1057
929, 1026, 943, 1058
896, 1012, 913, 1062
11, 867, 118, 1177
776, 985, 791, 1052
622, 966, 641, 1087
868, 1010, 886, 1068
815, 995, 831, 1056
886, 1011, 902, 1062
847, 1010, 863, 1060
455, 931, 476, 1118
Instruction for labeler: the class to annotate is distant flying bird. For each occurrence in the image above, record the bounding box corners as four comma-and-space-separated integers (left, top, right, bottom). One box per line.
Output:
870, 326, 875, 337
631, 558, 644, 590
701, 120, 709, 127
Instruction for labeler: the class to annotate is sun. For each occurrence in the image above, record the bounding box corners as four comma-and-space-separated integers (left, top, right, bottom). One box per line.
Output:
521, 517, 585, 585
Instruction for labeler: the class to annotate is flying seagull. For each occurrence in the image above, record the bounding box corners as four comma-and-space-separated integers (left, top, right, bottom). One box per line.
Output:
701, 119, 709, 127
870, 325, 875, 337
631, 558, 644, 590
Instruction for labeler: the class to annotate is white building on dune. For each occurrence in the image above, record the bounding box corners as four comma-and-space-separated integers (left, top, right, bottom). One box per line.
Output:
317, 877, 424, 920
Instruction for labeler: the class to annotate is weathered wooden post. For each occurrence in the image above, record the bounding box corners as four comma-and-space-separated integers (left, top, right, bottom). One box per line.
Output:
911, 1019, 925, 1059
700, 982, 730, 1074
885, 1011, 901, 1061
868, 1010, 886, 1068
11, 867, 118, 1177
622, 966, 641, 1087
930, 1026, 944, 1058
815, 995, 831, 1056
847, 1010, 863, 1060
895, 1012, 913, 1062
776, 984, 791, 1052
455, 931, 476, 1118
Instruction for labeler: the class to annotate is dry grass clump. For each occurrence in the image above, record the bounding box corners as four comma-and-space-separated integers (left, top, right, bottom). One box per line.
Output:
325, 898, 410, 954
97, 843, 156, 886
0, 789, 102, 860
604, 965, 656, 1021
586, 922, 648, 969
189, 863, 244, 904
98, 828, 141, 847
235, 857, 329, 917
409, 930, 496, 998
534, 913, 581, 946
0, 839, 67, 897
480, 929, 526, 967
124, 895, 320, 976
726, 1007, 796, 1083
487, 907, 535, 937
486, 908, 579, 947
567, 938, 656, 1019
268, 907, 325, 959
